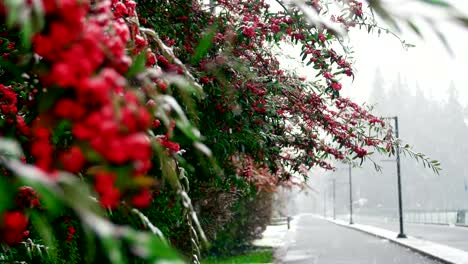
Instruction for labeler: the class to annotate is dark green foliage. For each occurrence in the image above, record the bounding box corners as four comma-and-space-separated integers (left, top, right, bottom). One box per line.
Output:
204, 192, 273, 257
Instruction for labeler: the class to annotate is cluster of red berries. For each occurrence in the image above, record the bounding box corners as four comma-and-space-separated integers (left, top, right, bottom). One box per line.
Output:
0, 211, 29, 245
0, 187, 40, 245
28, 0, 156, 207
0, 85, 31, 137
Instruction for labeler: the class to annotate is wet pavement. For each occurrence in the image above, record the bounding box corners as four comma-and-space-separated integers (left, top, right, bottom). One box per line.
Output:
280, 215, 442, 264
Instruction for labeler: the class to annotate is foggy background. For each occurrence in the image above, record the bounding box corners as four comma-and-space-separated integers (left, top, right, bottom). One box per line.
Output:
282, 0, 468, 217
290, 68, 468, 217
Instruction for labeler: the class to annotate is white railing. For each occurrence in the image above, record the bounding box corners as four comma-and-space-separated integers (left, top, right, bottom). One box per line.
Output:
334, 208, 468, 226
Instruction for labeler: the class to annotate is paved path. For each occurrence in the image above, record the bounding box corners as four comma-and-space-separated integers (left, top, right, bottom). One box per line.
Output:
280, 215, 442, 264
340, 215, 468, 252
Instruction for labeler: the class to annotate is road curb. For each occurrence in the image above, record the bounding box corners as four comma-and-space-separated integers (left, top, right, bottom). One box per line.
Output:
327, 218, 468, 264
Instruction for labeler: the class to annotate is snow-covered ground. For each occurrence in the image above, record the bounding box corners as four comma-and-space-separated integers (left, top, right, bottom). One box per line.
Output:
253, 216, 300, 248
252, 224, 289, 248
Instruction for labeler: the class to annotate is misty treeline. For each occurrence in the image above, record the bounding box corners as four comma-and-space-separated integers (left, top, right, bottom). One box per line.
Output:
333, 69, 468, 214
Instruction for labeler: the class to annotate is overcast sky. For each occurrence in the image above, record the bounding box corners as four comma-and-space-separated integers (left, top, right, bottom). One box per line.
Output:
339, 1, 468, 106
271, 1, 468, 107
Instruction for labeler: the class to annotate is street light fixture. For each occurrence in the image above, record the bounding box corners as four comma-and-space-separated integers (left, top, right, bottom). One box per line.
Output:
348, 163, 353, 225
382, 116, 407, 239
333, 165, 354, 224
323, 189, 327, 218
327, 178, 337, 220
332, 178, 336, 220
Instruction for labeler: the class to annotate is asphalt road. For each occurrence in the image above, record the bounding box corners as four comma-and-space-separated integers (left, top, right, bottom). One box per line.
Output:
281, 215, 442, 264
345, 215, 468, 252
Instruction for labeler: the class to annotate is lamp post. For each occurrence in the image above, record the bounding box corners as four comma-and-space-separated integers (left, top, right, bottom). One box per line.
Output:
334, 165, 354, 224
327, 178, 337, 220
348, 163, 354, 225
323, 189, 327, 218
382, 116, 407, 239
332, 179, 336, 220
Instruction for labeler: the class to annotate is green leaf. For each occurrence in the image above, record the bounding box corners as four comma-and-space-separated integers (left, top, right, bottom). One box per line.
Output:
0, 176, 13, 214
124, 230, 182, 262
38, 88, 67, 113
85, 149, 103, 163
455, 16, 468, 27
434, 26, 454, 56
176, 120, 201, 141
59, 174, 102, 216
369, 1, 401, 32
0, 56, 24, 80
419, 0, 451, 7
101, 237, 126, 264
4, 0, 21, 28
191, 28, 216, 64
26, 179, 64, 217
126, 51, 147, 78
31, 0, 45, 31
274, 33, 281, 42
51, 119, 72, 145
30, 212, 58, 261
406, 20, 423, 38
20, 15, 33, 49
82, 225, 98, 263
